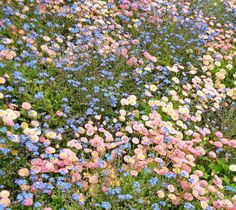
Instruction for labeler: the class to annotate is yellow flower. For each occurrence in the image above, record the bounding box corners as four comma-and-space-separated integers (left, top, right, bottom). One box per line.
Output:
227, 88, 236, 100
171, 113, 179, 121
18, 168, 30, 177
0, 110, 6, 117
119, 116, 126, 122
201, 201, 208, 209
11, 150, 18, 156
21, 122, 28, 129
114, 180, 120, 186
168, 193, 176, 200
31, 135, 39, 142
133, 110, 140, 116
46, 131, 57, 139
173, 168, 180, 174
136, 69, 142, 74
41, 45, 48, 51
197, 90, 204, 97
172, 77, 180, 84
129, 98, 136, 106
155, 100, 161, 106
150, 84, 157, 92
148, 100, 155, 107
167, 109, 174, 116
176, 132, 183, 139
166, 121, 172, 127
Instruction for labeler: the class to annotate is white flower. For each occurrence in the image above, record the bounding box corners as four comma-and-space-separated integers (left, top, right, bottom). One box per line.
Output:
229, 165, 236, 172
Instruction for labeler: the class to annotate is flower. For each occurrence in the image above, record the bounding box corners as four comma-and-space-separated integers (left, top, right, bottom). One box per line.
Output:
157, 190, 165, 198
101, 201, 111, 210
24, 198, 33, 206
200, 201, 208, 209
0, 197, 10, 207
0, 190, 10, 198
150, 85, 157, 92
18, 168, 30, 177
229, 165, 236, 172
22, 102, 31, 110
89, 175, 98, 184
0, 77, 6, 84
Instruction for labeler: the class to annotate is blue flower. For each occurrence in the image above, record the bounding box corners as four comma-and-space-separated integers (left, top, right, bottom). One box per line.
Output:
72, 193, 80, 201
149, 177, 158, 187
101, 201, 111, 210
34, 202, 42, 208
184, 202, 195, 209
34, 92, 44, 99
152, 203, 160, 210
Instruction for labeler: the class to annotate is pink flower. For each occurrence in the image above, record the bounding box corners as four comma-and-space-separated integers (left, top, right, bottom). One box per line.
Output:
214, 141, 223, 148
121, 136, 129, 143
203, 128, 211, 134
2, 116, 14, 126
0, 77, 6, 84
132, 3, 138, 11
215, 131, 223, 138
143, 51, 157, 62
228, 140, 236, 148
102, 186, 107, 193
199, 180, 208, 188
127, 56, 137, 66
67, 140, 76, 147
132, 137, 139, 144
86, 129, 94, 136
81, 137, 88, 143
228, 201, 236, 210
220, 138, 228, 144
8, 103, 17, 109
209, 151, 217, 158
75, 143, 82, 150
0, 197, 10, 207
131, 39, 139, 45
56, 111, 63, 116
31, 120, 39, 127
213, 200, 223, 209
182, 164, 192, 173
22, 102, 31, 110
157, 190, 165, 198
89, 175, 98, 184
0, 190, 10, 198
57, 161, 65, 168
179, 180, 190, 191
184, 193, 193, 201
24, 198, 33, 206
214, 175, 223, 189
120, 48, 128, 57
194, 170, 203, 177
196, 187, 205, 195
45, 162, 54, 171
45, 147, 56, 154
